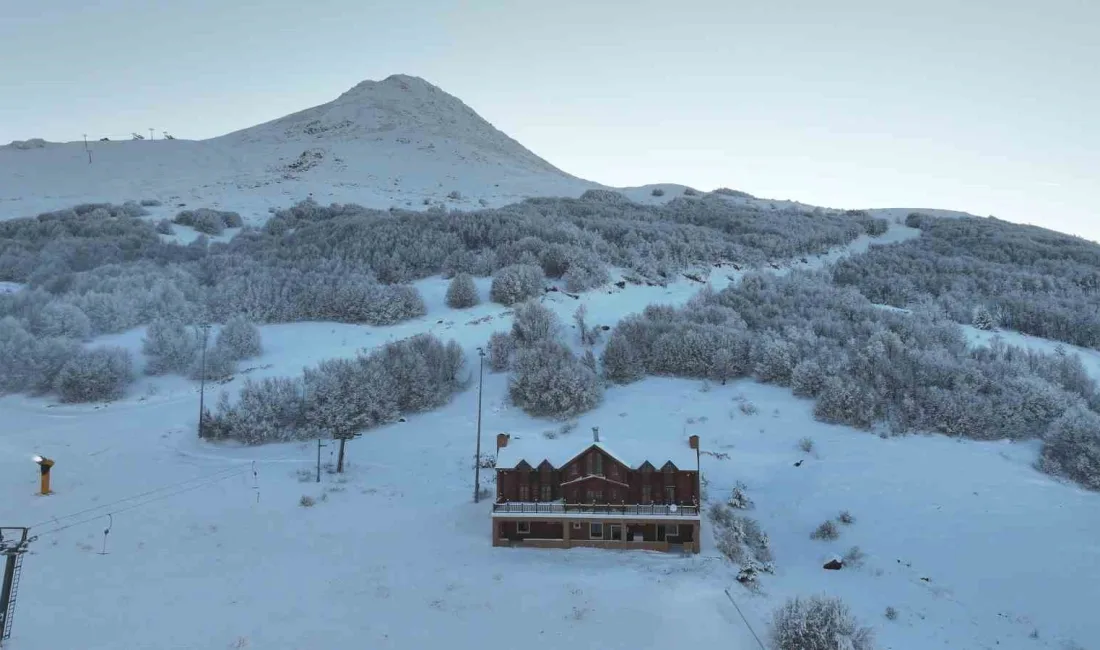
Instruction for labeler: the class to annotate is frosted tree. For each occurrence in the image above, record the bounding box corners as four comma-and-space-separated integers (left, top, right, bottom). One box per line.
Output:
1038, 407, 1100, 490
490, 264, 544, 305
216, 315, 262, 360
189, 344, 236, 381
754, 335, 797, 385
511, 301, 559, 348
142, 318, 200, 375
53, 347, 134, 403
601, 334, 645, 384
509, 341, 603, 417
770, 595, 874, 650
791, 360, 827, 397
32, 302, 91, 340
487, 331, 515, 372
445, 273, 480, 309
972, 306, 997, 331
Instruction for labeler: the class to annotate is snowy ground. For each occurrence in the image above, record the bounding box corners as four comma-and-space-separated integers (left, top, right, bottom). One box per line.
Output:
2, 221, 1096, 650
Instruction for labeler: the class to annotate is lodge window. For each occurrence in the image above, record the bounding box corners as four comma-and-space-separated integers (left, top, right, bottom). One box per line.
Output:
571, 464, 579, 478
642, 485, 652, 504
610, 465, 619, 480
665, 486, 676, 503
540, 485, 552, 501
519, 484, 530, 501
573, 522, 582, 530
667, 524, 679, 538
609, 524, 622, 540
590, 523, 603, 539
587, 452, 603, 476
517, 521, 531, 534
611, 488, 619, 502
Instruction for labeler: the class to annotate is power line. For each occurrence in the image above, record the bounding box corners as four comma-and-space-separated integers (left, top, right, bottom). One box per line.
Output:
31, 467, 249, 539
28, 465, 249, 537
724, 587, 767, 650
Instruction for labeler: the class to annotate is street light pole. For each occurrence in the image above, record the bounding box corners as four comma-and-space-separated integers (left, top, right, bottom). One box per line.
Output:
474, 347, 485, 503
197, 323, 211, 439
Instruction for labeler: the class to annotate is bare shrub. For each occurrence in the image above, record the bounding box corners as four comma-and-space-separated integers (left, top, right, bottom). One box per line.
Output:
811, 520, 840, 541
842, 545, 866, 567
299, 495, 315, 507
798, 437, 815, 453
884, 606, 898, 621
837, 510, 855, 525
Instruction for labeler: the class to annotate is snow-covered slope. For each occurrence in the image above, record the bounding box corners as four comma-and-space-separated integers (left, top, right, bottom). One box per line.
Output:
0, 75, 595, 220
2, 253, 1097, 650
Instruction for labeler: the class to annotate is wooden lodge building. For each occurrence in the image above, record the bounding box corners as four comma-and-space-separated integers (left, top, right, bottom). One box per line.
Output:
492, 427, 702, 553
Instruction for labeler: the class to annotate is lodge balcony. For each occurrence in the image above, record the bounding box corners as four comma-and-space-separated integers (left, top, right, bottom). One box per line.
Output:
491, 501, 700, 519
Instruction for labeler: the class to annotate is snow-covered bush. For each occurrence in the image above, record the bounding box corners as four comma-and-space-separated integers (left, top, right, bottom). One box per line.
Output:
487, 331, 514, 372
509, 341, 603, 418
445, 273, 479, 309
207, 334, 464, 445
683, 187, 699, 196
140, 199, 163, 207
31, 302, 91, 340
651, 188, 665, 197
842, 545, 866, 567
174, 208, 242, 235
715, 515, 772, 564
811, 520, 840, 540
53, 347, 133, 403
837, 510, 855, 525
1038, 407, 1100, 490
770, 596, 874, 650
490, 264, 544, 305
155, 219, 174, 235
563, 251, 610, 292
511, 301, 558, 348
884, 606, 898, 621
728, 483, 753, 509
216, 315, 262, 360
798, 437, 815, 453
142, 319, 200, 375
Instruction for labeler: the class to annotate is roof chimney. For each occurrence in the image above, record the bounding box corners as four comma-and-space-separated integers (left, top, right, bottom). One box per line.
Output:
496, 433, 510, 450
688, 434, 699, 450
592, 427, 600, 443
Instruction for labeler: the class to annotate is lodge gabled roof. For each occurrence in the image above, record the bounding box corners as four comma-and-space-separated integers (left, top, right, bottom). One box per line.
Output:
495, 433, 696, 472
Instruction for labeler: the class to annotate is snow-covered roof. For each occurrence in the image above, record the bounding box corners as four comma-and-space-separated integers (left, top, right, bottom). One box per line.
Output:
495, 432, 698, 472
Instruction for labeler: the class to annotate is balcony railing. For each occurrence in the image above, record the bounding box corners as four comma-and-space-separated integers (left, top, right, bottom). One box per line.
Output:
492, 502, 699, 518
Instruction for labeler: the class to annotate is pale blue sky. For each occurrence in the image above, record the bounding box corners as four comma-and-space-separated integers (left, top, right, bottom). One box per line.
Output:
2, 0, 1096, 240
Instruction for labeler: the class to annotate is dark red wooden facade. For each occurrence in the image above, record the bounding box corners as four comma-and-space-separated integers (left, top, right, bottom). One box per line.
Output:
495, 444, 699, 506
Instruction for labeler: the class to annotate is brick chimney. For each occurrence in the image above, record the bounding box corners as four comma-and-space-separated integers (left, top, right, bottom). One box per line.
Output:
592, 426, 600, 443
496, 433, 510, 450
688, 434, 699, 450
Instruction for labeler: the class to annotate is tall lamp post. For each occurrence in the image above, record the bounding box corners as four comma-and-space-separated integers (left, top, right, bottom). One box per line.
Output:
474, 347, 485, 503
197, 323, 211, 439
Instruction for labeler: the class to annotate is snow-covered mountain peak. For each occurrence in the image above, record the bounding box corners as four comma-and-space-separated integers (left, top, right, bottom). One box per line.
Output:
217, 74, 565, 175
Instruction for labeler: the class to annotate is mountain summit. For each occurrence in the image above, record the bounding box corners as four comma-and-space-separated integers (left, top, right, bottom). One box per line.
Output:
0, 74, 594, 218
219, 74, 566, 176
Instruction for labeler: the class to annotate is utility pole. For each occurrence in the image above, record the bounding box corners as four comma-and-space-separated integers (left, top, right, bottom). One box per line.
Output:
316, 439, 326, 482
197, 323, 211, 439
149, 128, 154, 141
474, 347, 485, 503
0, 527, 31, 645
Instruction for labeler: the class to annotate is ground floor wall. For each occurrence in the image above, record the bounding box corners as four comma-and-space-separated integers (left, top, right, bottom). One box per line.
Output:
493, 518, 700, 553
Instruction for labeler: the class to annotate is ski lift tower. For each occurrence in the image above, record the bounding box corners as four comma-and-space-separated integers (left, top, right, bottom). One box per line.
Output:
0, 527, 31, 645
